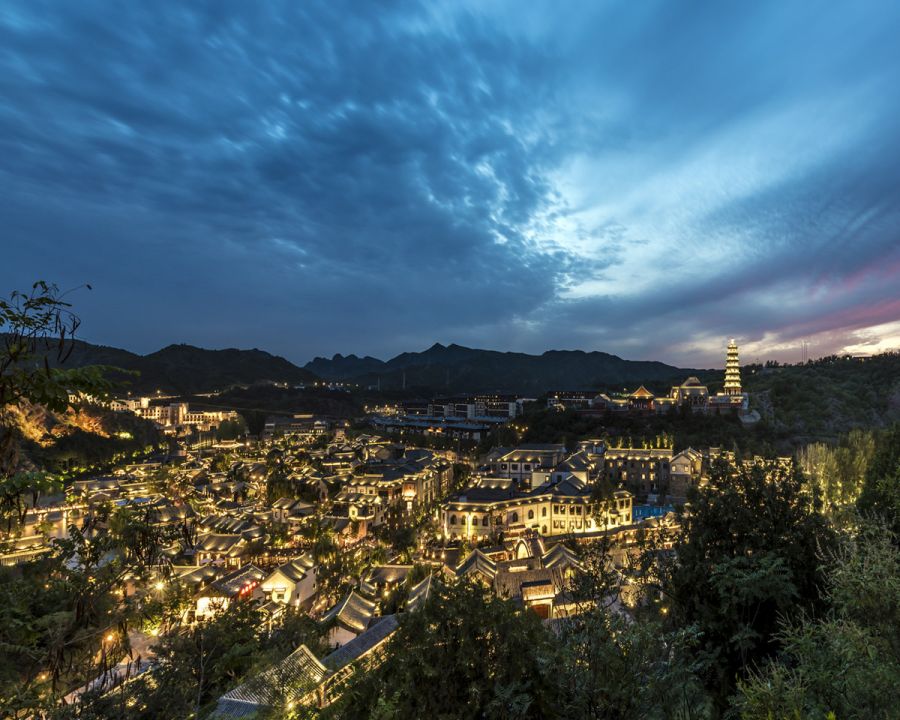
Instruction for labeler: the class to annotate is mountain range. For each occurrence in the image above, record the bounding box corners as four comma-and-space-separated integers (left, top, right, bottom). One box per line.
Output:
42, 340, 706, 396
46, 341, 318, 395
305, 342, 706, 393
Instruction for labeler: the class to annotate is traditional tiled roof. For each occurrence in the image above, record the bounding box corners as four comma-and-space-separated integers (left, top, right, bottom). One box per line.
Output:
268, 555, 315, 584
509, 535, 544, 560
498, 445, 566, 463
214, 644, 327, 718
453, 483, 516, 503
556, 451, 592, 472
322, 590, 377, 634
541, 542, 582, 571
322, 614, 399, 671
196, 533, 245, 554
406, 575, 436, 612
455, 549, 498, 582
134, 499, 193, 524
361, 564, 412, 589
493, 567, 565, 601
629, 385, 655, 399
177, 564, 224, 589
200, 564, 266, 599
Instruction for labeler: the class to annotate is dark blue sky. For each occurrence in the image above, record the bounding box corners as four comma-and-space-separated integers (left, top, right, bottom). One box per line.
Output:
3, 1, 900, 367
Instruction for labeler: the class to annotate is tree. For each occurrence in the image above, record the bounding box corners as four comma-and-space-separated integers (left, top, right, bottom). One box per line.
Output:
557, 538, 710, 719
661, 458, 834, 715
798, 429, 875, 520
1, 282, 115, 529
557, 616, 708, 720
857, 424, 900, 539
736, 523, 900, 719
216, 417, 246, 441
0, 520, 138, 714
107, 503, 173, 574
328, 581, 563, 719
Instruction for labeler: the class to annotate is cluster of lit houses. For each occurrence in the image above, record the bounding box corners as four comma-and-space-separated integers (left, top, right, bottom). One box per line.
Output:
3, 340, 775, 712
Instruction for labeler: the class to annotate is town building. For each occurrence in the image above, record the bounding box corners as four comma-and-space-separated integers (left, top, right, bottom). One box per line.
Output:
110, 397, 239, 430
601, 447, 674, 496
322, 590, 378, 648
486, 444, 568, 490
260, 555, 318, 607
194, 564, 266, 621
441, 474, 632, 541
339, 448, 452, 517
454, 536, 582, 618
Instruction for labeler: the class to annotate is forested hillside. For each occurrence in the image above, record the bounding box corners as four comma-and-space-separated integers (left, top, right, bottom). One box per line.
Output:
744, 353, 900, 438
37, 340, 319, 395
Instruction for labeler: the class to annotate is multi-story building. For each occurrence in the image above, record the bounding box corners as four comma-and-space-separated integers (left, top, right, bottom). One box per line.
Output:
340, 448, 453, 516
111, 397, 239, 430
601, 447, 673, 495
602, 445, 707, 497
425, 394, 521, 420
486, 444, 568, 490
260, 554, 318, 608
669, 447, 705, 497
263, 414, 329, 441
441, 474, 632, 542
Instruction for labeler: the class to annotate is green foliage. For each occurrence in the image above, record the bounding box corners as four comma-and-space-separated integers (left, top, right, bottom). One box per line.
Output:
209, 452, 235, 473
0, 470, 61, 533
519, 405, 778, 456
61, 600, 266, 720
0, 523, 135, 714
736, 524, 900, 719
216, 417, 247, 440
556, 615, 709, 720
0, 282, 114, 415
797, 429, 875, 520
744, 353, 900, 436
1, 281, 128, 529
328, 581, 563, 720
857, 423, 900, 539
663, 459, 834, 713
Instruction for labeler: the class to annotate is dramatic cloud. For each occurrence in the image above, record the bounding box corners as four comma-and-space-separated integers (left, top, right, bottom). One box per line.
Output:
1, 1, 899, 366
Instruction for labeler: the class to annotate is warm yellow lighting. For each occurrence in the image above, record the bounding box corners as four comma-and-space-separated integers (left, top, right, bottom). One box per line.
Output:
105, 633, 115, 642
154, 581, 165, 591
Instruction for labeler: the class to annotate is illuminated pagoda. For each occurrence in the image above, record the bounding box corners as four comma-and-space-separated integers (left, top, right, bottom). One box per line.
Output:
724, 339, 742, 396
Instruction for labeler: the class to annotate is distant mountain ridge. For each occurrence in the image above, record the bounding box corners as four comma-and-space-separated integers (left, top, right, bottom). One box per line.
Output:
37, 338, 706, 396
305, 342, 703, 393
45, 340, 318, 395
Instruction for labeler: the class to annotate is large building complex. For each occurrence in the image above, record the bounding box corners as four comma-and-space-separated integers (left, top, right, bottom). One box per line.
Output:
110, 396, 239, 430
547, 339, 751, 419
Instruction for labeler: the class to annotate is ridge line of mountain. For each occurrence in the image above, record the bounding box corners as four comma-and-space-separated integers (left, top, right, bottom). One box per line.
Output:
24, 336, 713, 395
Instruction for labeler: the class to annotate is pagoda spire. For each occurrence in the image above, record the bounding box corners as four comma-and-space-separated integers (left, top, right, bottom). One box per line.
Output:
724, 338, 742, 395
